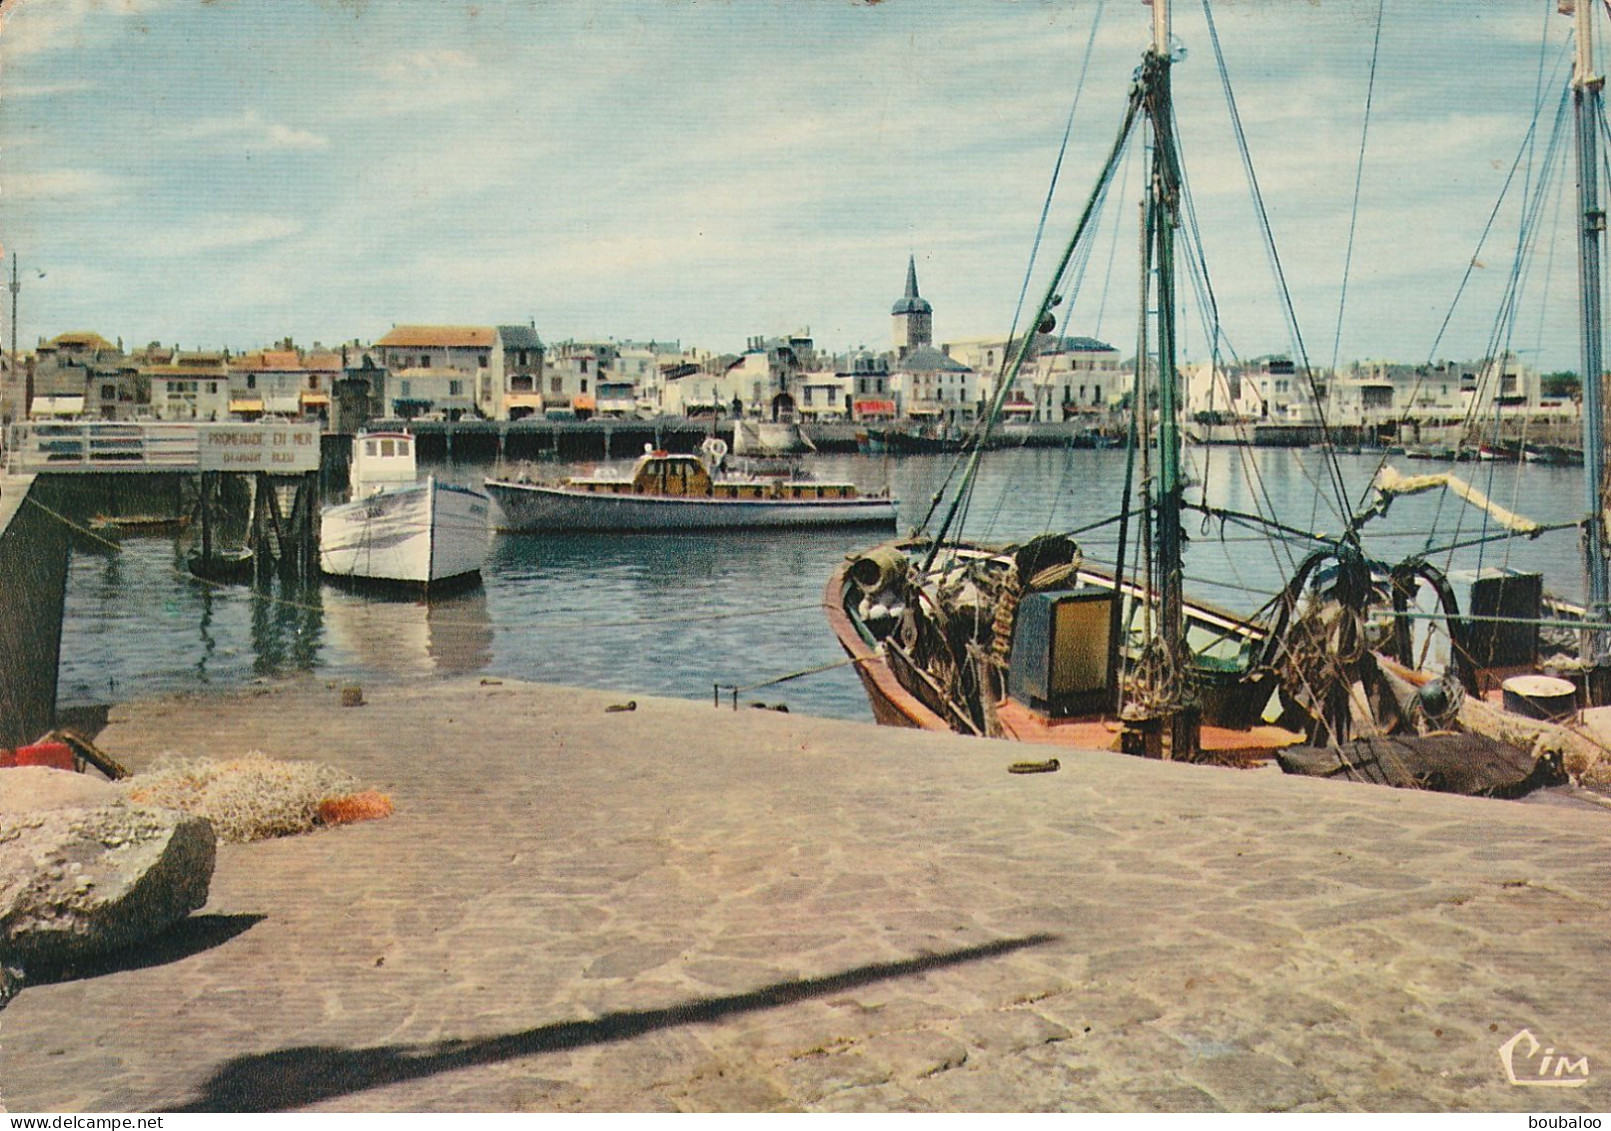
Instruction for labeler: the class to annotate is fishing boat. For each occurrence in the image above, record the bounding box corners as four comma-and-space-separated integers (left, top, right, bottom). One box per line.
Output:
320, 431, 489, 588
825, 0, 1611, 796
484, 440, 897, 532
862, 426, 973, 456
828, 537, 1298, 757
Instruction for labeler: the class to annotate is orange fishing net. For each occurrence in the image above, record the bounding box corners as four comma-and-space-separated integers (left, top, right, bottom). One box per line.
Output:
317, 791, 395, 826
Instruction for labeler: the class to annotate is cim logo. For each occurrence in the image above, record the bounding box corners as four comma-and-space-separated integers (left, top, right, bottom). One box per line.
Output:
1500, 1028, 1591, 1088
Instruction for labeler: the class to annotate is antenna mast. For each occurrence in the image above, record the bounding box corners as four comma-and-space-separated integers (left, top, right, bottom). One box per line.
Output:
1573, 0, 1610, 660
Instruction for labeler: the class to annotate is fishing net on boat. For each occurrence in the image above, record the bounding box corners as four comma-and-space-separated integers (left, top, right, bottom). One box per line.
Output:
118, 752, 391, 842
1121, 638, 1196, 721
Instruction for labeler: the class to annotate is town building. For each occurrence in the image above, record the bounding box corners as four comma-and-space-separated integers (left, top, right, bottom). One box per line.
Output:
847, 353, 899, 421
27, 331, 125, 420
493, 323, 544, 420
1025, 336, 1125, 422
544, 341, 617, 418
898, 345, 980, 427
82, 359, 141, 421
1229, 356, 1324, 425
144, 350, 231, 422
796, 370, 852, 421
1328, 356, 1563, 428
373, 325, 497, 421
943, 336, 1014, 377
230, 346, 319, 420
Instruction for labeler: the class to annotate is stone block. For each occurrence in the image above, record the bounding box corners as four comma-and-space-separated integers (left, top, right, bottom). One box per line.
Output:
0, 799, 215, 968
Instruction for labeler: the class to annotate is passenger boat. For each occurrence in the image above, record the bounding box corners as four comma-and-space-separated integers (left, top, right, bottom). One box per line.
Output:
825, 0, 1611, 797
484, 441, 897, 532
320, 431, 489, 588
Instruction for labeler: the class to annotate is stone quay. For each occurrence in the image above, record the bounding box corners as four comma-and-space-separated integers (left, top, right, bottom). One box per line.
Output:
1, 676, 1606, 1113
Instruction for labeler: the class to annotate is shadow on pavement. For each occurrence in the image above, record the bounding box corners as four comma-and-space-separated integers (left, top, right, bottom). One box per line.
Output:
176, 931, 1059, 1112
25, 913, 266, 987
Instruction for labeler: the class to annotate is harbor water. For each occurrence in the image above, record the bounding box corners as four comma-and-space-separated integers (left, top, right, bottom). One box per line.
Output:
56, 448, 1595, 724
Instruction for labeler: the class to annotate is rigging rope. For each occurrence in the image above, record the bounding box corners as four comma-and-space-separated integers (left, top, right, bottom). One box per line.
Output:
1357, 63, 1572, 522
1001, 0, 1111, 374
1199, 0, 1353, 535
1327, 0, 1386, 379
923, 84, 1144, 569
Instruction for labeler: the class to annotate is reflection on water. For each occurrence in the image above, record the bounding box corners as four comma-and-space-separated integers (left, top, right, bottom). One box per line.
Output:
322, 586, 492, 677
248, 582, 324, 677
54, 449, 1603, 723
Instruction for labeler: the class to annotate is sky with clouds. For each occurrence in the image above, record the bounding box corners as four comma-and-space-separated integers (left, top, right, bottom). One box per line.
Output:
0, 0, 1596, 369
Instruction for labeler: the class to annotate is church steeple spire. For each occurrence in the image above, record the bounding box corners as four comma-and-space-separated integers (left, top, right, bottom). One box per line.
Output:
891, 254, 933, 359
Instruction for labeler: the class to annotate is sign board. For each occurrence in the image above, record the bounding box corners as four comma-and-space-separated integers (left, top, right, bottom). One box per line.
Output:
197, 423, 320, 472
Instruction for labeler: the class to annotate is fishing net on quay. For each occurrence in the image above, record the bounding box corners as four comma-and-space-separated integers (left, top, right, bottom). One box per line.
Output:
118, 752, 393, 843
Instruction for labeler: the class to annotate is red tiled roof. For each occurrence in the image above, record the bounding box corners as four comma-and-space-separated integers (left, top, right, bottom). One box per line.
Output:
50, 331, 116, 352
375, 325, 496, 349
259, 350, 303, 370
231, 350, 305, 372
304, 351, 343, 371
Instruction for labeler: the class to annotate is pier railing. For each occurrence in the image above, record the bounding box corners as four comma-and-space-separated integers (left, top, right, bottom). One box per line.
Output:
4, 421, 320, 474
5, 422, 200, 473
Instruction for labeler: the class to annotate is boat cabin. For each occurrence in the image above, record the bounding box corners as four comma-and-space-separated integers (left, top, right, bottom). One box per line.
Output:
351, 431, 418, 496
632, 453, 712, 497
563, 450, 861, 501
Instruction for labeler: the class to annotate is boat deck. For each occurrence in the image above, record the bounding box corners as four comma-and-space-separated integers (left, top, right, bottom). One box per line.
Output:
993, 699, 1306, 759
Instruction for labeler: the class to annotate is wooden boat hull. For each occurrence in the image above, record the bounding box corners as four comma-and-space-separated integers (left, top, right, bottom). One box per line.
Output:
486, 479, 898, 532
187, 548, 254, 583
823, 570, 954, 732
320, 477, 489, 587
91, 514, 192, 536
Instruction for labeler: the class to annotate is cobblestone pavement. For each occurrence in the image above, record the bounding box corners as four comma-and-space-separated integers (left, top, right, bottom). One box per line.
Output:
3, 677, 1608, 1112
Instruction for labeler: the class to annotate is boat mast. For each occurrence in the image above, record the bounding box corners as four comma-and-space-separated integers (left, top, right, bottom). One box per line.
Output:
1573, 0, 1610, 661
1144, 0, 1189, 747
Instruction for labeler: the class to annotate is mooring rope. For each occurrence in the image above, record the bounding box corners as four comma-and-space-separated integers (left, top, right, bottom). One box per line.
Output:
22, 491, 831, 632
718, 652, 877, 696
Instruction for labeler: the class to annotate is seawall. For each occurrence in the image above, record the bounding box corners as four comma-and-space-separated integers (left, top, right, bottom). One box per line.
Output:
0, 474, 72, 747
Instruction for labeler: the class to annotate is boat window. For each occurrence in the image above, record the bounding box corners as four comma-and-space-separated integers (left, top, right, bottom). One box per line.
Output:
398, 439, 411, 457
381, 440, 395, 458
365, 440, 377, 457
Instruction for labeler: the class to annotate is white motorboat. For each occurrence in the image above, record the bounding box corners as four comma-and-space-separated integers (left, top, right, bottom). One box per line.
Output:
320, 431, 489, 588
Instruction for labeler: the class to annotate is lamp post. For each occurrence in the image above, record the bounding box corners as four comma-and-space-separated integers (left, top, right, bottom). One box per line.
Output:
8, 254, 21, 423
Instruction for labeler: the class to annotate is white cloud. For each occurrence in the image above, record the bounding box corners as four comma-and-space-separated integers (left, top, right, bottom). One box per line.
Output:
0, 167, 127, 203
366, 49, 477, 82
170, 110, 330, 152
265, 124, 329, 151
126, 215, 303, 258
341, 48, 516, 119
0, 0, 178, 60
2, 79, 94, 98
